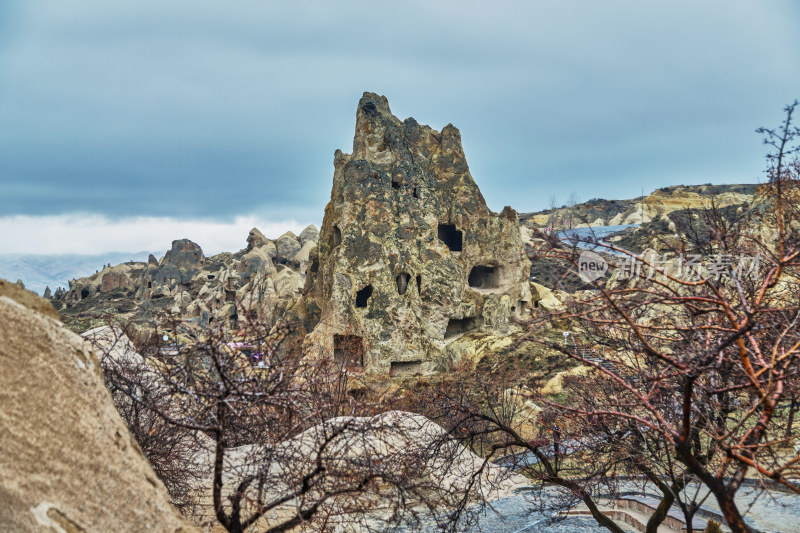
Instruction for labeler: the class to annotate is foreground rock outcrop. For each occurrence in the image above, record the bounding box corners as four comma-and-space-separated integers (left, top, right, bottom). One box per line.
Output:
191, 411, 527, 530
304, 92, 531, 375
0, 285, 194, 532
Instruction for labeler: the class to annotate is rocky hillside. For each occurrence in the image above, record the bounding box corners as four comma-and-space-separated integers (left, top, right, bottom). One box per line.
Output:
522, 183, 758, 229
52, 225, 319, 333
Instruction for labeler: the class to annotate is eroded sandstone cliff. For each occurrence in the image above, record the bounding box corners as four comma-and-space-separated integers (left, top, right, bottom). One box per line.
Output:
304, 92, 531, 376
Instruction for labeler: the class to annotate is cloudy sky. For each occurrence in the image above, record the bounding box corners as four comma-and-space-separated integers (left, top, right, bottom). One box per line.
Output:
1, 0, 798, 255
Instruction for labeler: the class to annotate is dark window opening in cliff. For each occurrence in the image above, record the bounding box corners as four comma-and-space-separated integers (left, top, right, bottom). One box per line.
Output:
416, 275, 422, 294
147, 281, 152, 289
468, 265, 501, 289
80, 287, 90, 299
333, 225, 342, 247
390, 360, 422, 377
534, 300, 539, 308
413, 187, 418, 198
437, 224, 462, 252
355, 285, 373, 308
334, 335, 363, 367
207, 274, 215, 280
225, 290, 236, 303
348, 388, 367, 400
392, 179, 400, 189
445, 317, 476, 339
396, 273, 411, 295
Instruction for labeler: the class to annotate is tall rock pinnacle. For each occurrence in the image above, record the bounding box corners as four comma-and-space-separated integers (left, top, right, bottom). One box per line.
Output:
304, 92, 532, 376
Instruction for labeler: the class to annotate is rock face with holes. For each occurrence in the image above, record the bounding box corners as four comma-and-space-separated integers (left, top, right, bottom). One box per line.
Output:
54, 227, 319, 333
304, 93, 531, 375
0, 284, 194, 532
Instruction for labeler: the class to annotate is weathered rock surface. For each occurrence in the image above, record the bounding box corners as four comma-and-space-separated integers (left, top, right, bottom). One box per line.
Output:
54, 227, 318, 333
0, 278, 60, 320
161, 238, 205, 270
305, 92, 531, 375
522, 183, 757, 229
191, 411, 526, 530
275, 231, 302, 261
0, 286, 194, 532
299, 224, 319, 246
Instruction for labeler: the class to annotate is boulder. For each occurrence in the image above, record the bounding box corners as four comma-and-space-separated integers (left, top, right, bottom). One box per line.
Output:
275, 232, 301, 260
299, 225, 320, 246
530, 282, 565, 312
0, 290, 194, 532
274, 268, 304, 298
161, 239, 204, 270
246, 227, 271, 251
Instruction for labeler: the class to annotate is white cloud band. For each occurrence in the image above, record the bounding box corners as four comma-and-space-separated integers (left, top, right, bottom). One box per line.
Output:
0, 214, 314, 256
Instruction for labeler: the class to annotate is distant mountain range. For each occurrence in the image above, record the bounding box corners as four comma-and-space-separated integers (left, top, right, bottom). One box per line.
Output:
0, 252, 153, 296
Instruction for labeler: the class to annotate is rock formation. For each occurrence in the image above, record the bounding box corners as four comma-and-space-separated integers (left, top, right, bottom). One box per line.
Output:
54, 227, 319, 332
0, 281, 194, 532
304, 92, 531, 376
0, 278, 60, 320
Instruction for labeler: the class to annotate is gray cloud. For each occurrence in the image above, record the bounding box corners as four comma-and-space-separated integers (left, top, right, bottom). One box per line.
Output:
1, 0, 798, 226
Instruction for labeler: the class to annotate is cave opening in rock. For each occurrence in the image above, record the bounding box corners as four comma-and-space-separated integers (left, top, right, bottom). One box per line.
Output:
468, 265, 501, 289
333, 225, 342, 247
355, 285, 373, 308
396, 273, 411, 295
334, 334, 364, 367
445, 317, 477, 339
80, 287, 90, 299
390, 360, 422, 377
412, 187, 418, 198
391, 179, 400, 189
437, 224, 462, 252
416, 275, 422, 294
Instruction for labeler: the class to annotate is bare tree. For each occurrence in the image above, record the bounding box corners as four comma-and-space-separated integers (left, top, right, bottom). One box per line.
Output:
529, 101, 800, 532
410, 101, 800, 533
96, 313, 508, 532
